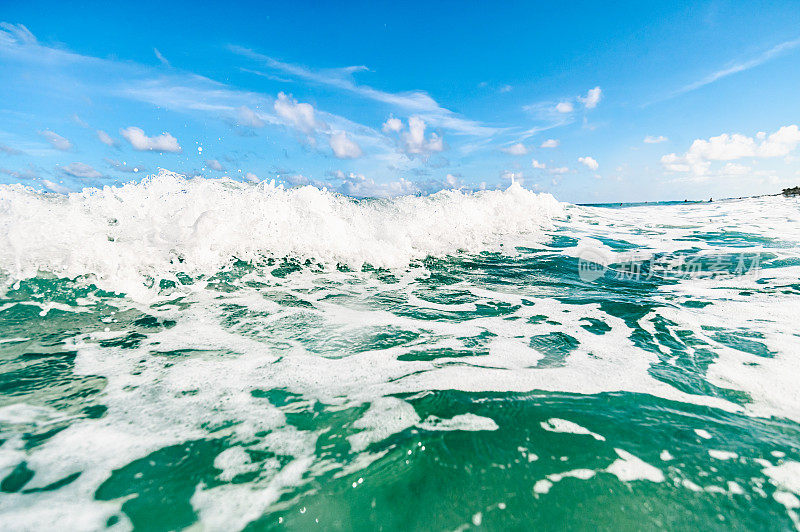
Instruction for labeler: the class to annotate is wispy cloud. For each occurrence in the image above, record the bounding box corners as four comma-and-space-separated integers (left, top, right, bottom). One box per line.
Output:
0, 143, 22, 155
62, 161, 102, 179
664, 37, 800, 101
153, 47, 170, 67
230, 45, 497, 136
39, 130, 72, 151
97, 130, 116, 146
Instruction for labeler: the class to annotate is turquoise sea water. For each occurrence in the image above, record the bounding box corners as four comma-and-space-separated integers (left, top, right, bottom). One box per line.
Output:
1, 174, 799, 530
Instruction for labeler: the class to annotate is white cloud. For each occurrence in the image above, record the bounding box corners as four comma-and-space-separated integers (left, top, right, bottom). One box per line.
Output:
499, 84, 513, 93
549, 167, 569, 175
531, 158, 546, 169
579, 86, 602, 109
0, 25, 400, 166
41, 179, 69, 194
579, 156, 599, 170
153, 47, 170, 67
555, 101, 574, 113
244, 172, 260, 183
97, 130, 116, 146
502, 143, 528, 155
383, 116, 444, 156
404, 116, 443, 155
273, 92, 323, 134
236, 105, 265, 128
329, 130, 363, 159
661, 125, 800, 176
120, 127, 181, 152
39, 130, 72, 151
382, 116, 403, 133
206, 159, 224, 171
71, 113, 89, 128
721, 162, 750, 175
62, 162, 102, 179
0, 23, 36, 45
540, 139, 559, 148
232, 46, 496, 137
674, 37, 800, 98
644, 135, 668, 144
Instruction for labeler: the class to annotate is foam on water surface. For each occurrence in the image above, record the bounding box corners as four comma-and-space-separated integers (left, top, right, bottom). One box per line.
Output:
1, 177, 800, 529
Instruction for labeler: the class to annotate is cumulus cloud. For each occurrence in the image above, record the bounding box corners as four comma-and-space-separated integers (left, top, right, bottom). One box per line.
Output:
721, 162, 750, 175
236, 105, 265, 128
555, 101, 574, 113
661, 124, 800, 176
382, 116, 403, 133
40, 130, 72, 151
329, 130, 363, 159
531, 158, 546, 169
62, 162, 102, 179
244, 172, 260, 183
502, 143, 528, 155
274, 92, 323, 134
548, 167, 569, 175
120, 127, 181, 152
97, 130, 116, 146
579, 86, 602, 109
579, 156, 599, 170
383, 116, 445, 156
644, 135, 668, 144
206, 159, 224, 171
540, 139, 559, 148
404, 116, 443, 155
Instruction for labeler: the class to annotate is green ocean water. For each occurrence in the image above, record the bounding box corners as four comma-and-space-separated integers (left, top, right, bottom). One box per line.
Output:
1, 178, 799, 530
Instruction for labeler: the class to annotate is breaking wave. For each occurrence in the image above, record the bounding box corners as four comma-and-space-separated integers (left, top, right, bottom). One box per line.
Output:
0, 170, 564, 294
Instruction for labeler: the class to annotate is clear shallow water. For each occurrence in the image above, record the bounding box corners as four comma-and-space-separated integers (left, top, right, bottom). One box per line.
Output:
1, 174, 800, 530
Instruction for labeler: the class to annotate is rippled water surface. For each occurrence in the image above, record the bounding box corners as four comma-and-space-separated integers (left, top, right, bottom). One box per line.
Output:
1, 175, 799, 530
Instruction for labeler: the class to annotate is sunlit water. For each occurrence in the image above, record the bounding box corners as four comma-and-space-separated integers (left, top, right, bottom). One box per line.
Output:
1, 173, 799, 530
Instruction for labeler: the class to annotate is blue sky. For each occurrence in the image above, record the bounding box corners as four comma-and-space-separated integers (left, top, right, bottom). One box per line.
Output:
1, 1, 800, 202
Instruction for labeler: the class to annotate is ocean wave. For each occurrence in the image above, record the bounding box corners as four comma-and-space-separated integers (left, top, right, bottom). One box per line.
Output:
0, 170, 564, 293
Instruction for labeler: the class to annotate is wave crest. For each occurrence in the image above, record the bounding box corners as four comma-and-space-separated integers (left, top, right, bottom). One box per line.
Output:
0, 170, 564, 292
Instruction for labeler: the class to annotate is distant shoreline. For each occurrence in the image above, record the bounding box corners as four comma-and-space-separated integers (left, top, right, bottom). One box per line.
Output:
578, 191, 792, 208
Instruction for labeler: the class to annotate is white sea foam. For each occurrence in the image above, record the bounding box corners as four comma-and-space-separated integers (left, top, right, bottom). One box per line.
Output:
0, 170, 563, 296
605, 449, 665, 483
2, 184, 800, 528
540, 418, 606, 441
